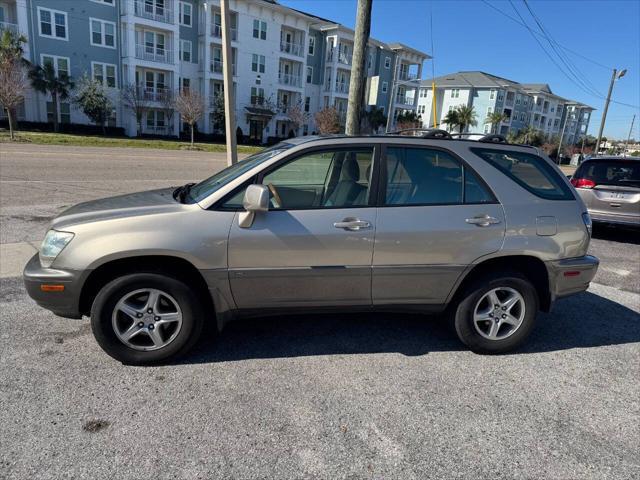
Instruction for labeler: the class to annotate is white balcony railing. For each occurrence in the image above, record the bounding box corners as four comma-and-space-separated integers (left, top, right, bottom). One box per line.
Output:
335, 82, 349, 94
210, 60, 236, 75
135, 44, 173, 64
211, 24, 237, 40
140, 87, 169, 102
395, 96, 414, 106
134, 0, 174, 24
398, 71, 418, 81
280, 41, 303, 57
0, 21, 18, 35
278, 73, 301, 88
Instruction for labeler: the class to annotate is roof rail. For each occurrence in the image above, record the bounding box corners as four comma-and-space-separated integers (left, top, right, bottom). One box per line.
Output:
449, 132, 508, 144
479, 134, 508, 144
388, 128, 452, 139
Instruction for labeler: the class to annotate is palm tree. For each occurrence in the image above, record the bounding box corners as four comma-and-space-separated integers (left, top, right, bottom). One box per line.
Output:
455, 105, 477, 133
443, 109, 460, 132
29, 63, 74, 132
485, 111, 508, 134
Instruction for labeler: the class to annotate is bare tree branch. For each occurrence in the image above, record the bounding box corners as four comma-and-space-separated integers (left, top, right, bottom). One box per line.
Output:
174, 90, 204, 146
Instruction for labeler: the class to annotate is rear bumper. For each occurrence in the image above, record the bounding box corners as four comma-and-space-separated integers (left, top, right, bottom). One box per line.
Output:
23, 254, 84, 319
589, 211, 639, 227
546, 255, 599, 303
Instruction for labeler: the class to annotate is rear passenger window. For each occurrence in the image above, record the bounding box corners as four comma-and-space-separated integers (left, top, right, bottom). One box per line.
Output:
472, 148, 574, 200
384, 147, 494, 206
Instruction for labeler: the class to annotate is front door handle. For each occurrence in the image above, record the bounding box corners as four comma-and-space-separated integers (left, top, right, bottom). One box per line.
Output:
334, 218, 371, 231
465, 215, 501, 227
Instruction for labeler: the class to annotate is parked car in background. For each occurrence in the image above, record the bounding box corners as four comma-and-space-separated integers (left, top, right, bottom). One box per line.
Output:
571, 156, 640, 227
24, 132, 598, 365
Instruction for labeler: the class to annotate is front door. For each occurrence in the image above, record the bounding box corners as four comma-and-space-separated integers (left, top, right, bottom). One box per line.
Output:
372, 145, 505, 305
227, 146, 377, 309
249, 119, 263, 142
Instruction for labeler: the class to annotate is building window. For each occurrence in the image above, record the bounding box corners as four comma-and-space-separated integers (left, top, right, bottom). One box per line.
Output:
146, 110, 166, 132
179, 1, 192, 26
180, 40, 192, 62
251, 54, 265, 73
367, 52, 372, 69
90, 18, 115, 48
251, 87, 265, 105
253, 20, 267, 40
382, 81, 388, 93
41, 55, 69, 77
489, 89, 496, 99
487, 106, 493, 115
303, 124, 309, 135
384, 56, 391, 69
90, 0, 115, 5
47, 101, 71, 124
92, 62, 116, 88
38, 7, 67, 40
304, 96, 310, 112
306, 66, 313, 84
181, 78, 190, 92
419, 88, 427, 98
308, 36, 315, 56
451, 89, 460, 98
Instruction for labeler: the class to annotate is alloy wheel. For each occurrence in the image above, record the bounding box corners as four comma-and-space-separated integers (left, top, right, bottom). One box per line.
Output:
472, 287, 526, 341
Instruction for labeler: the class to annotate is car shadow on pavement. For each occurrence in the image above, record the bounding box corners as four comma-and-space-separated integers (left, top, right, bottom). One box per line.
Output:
592, 224, 640, 245
178, 291, 640, 364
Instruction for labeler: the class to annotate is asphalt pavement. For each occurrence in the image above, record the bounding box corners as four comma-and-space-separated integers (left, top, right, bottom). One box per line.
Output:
1, 143, 639, 479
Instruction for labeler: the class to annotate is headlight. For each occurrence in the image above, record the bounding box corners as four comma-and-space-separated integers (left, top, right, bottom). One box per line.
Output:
39, 230, 74, 268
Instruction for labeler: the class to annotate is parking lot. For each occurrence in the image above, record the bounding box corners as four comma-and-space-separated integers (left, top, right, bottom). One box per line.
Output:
1, 144, 639, 479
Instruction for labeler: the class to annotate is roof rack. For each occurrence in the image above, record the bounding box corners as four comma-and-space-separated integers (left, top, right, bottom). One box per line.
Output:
388, 128, 452, 139
449, 133, 509, 144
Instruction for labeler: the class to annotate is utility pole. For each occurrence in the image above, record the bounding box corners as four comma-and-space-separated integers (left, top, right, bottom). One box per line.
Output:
556, 105, 570, 164
345, 0, 372, 135
221, 0, 237, 165
385, 56, 398, 133
624, 114, 636, 157
594, 68, 626, 157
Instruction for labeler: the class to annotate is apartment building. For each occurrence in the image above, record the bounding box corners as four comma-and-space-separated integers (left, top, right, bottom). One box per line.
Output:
416, 71, 593, 143
2, 0, 429, 141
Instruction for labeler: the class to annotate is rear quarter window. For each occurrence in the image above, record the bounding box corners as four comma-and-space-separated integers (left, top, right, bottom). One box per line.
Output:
471, 148, 574, 200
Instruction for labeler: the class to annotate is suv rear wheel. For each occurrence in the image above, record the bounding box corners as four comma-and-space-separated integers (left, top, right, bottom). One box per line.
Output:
91, 273, 204, 365
452, 272, 538, 354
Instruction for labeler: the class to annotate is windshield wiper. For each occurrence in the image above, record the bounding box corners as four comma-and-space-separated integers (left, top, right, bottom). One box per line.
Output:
173, 182, 196, 203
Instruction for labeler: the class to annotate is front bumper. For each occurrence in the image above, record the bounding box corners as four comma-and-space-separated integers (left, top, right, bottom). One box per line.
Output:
546, 255, 599, 302
23, 254, 84, 319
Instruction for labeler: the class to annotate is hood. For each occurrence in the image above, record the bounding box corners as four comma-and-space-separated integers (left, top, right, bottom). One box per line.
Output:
52, 188, 192, 230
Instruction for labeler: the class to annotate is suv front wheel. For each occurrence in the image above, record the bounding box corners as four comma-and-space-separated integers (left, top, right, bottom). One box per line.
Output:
91, 273, 204, 365
453, 272, 538, 354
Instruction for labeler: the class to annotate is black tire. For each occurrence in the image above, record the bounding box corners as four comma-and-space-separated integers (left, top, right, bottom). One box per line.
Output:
90, 273, 204, 365
452, 271, 538, 354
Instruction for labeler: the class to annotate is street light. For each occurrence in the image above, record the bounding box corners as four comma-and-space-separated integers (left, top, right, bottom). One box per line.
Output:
594, 68, 627, 156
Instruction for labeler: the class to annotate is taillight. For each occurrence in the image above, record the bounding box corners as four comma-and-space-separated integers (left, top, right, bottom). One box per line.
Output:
571, 178, 596, 189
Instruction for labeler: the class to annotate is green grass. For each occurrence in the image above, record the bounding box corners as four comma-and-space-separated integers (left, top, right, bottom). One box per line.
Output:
0, 130, 263, 154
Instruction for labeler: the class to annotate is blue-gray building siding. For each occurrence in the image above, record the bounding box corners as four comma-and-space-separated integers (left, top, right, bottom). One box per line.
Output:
178, 0, 198, 63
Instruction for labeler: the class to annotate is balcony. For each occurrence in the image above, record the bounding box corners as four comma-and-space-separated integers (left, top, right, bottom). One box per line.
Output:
136, 44, 173, 64
211, 24, 238, 41
338, 52, 352, 66
280, 41, 304, 57
134, 1, 174, 24
139, 87, 169, 102
0, 21, 18, 35
398, 71, 419, 82
335, 82, 349, 94
210, 60, 236, 75
278, 73, 301, 88
395, 96, 414, 106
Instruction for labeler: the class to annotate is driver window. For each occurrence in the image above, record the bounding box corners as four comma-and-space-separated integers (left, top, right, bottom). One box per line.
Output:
261, 147, 374, 210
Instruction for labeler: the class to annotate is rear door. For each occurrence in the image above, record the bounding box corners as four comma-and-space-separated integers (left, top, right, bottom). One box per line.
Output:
578, 160, 640, 220
372, 145, 505, 306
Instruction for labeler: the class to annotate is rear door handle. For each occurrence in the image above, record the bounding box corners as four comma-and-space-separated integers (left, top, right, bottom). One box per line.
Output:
334, 218, 371, 231
465, 215, 501, 227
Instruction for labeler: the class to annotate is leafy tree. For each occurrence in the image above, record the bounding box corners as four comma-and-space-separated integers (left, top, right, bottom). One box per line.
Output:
364, 106, 386, 133
0, 30, 29, 139
210, 93, 225, 133
73, 76, 113, 135
29, 63, 74, 133
314, 106, 341, 134
443, 109, 460, 132
485, 111, 508, 134
454, 105, 477, 133
396, 111, 421, 130
174, 89, 204, 146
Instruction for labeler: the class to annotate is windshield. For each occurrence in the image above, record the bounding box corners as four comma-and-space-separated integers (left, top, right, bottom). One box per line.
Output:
578, 160, 640, 188
186, 143, 293, 203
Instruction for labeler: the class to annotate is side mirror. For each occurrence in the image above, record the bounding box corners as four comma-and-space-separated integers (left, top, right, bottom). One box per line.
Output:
238, 184, 269, 228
